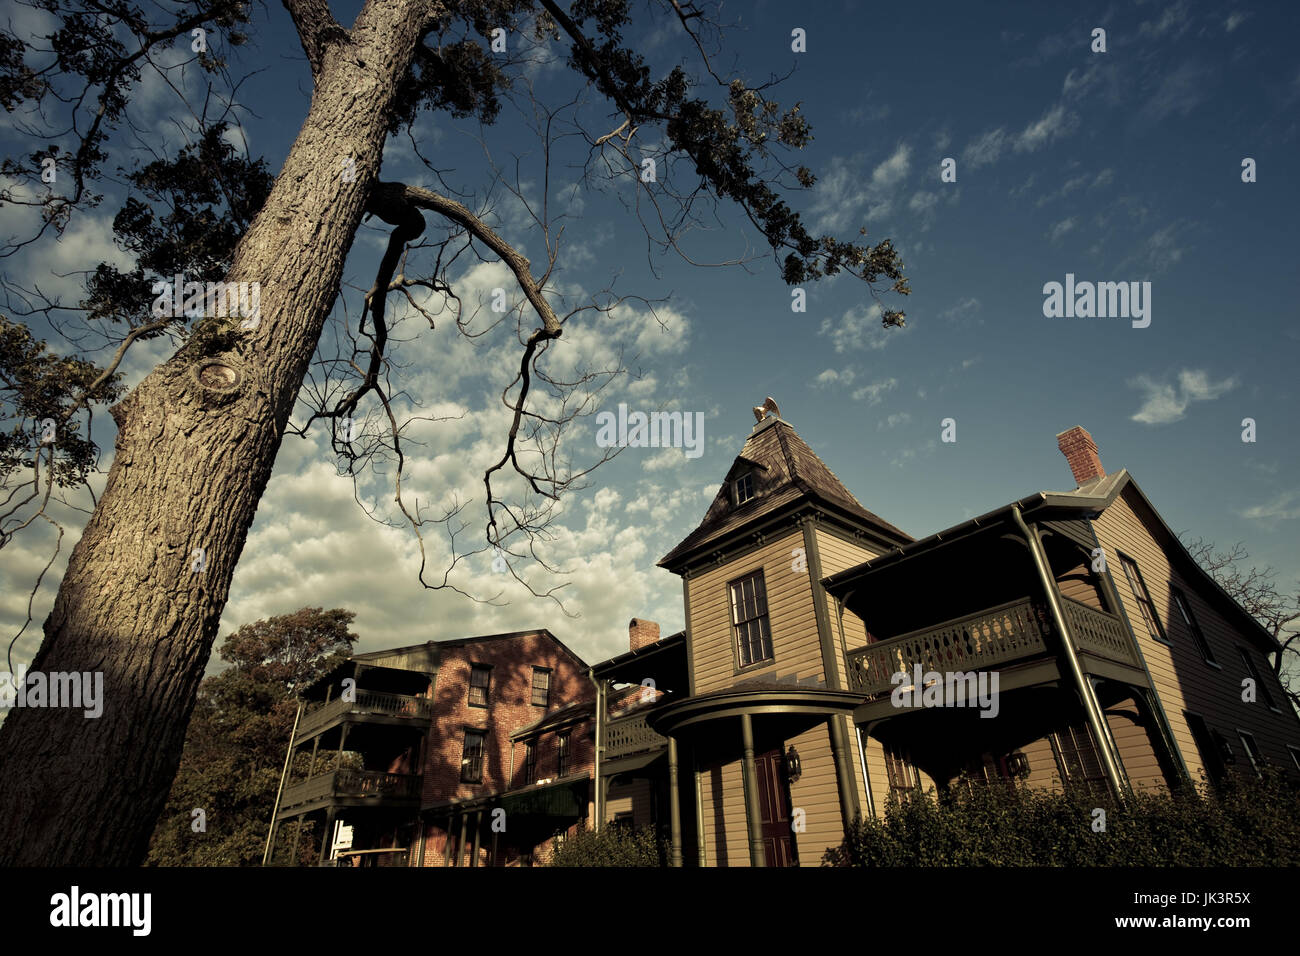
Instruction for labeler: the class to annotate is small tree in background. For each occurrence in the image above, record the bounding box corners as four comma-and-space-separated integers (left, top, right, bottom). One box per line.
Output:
145, 607, 357, 867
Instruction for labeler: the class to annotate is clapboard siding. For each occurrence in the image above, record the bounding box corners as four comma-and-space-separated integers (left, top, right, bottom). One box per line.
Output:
686, 529, 822, 693
1093, 488, 1300, 782
699, 759, 748, 866
1104, 694, 1165, 790
604, 778, 652, 827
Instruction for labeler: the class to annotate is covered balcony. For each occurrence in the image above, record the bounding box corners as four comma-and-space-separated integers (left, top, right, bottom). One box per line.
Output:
277, 769, 423, 817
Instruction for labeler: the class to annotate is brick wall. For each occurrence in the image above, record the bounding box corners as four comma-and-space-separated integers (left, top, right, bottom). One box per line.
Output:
421, 631, 594, 805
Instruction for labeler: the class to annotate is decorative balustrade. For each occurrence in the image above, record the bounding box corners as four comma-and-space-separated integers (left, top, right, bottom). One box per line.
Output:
280, 770, 422, 811
298, 690, 432, 737
604, 712, 667, 760
845, 596, 1139, 698
845, 598, 1053, 697
1061, 597, 1138, 666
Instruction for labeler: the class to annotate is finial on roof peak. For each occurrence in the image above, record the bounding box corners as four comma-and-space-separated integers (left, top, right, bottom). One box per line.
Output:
752, 396, 781, 425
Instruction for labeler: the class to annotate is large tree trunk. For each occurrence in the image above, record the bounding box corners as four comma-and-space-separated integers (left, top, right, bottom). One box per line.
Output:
0, 1, 430, 866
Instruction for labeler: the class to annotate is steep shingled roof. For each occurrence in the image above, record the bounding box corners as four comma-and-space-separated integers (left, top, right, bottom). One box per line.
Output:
658, 416, 911, 569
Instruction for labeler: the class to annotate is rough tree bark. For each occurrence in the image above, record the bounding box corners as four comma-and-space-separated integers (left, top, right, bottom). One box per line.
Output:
0, 0, 437, 865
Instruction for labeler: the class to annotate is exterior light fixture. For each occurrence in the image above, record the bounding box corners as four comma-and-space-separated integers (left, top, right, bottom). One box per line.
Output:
784, 744, 802, 784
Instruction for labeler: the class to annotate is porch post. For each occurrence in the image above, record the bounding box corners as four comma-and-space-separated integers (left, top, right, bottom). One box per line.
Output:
1012, 506, 1126, 800
667, 736, 683, 867
828, 715, 857, 832
694, 763, 707, 867
443, 814, 457, 866
469, 810, 482, 867
318, 808, 336, 865
740, 713, 765, 868
456, 811, 470, 867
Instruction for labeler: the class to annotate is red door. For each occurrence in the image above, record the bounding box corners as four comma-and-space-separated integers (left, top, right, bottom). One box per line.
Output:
755, 748, 797, 867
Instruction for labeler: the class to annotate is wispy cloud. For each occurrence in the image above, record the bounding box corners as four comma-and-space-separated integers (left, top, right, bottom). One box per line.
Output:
878, 412, 912, 430
851, 377, 898, 405
819, 302, 909, 353
1048, 217, 1077, 242
1129, 369, 1238, 425
814, 367, 856, 388
1241, 490, 1300, 523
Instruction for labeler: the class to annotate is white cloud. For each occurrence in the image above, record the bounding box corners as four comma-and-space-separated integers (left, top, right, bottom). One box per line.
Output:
818, 302, 909, 353
1048, 217, 1077, 242
814, 368, 856, 388
1224, 11, 1250, 33
1129, 369, 1237, 425
1015, 103, 1077, 153
877, 412, 911, 430
851, 378, 898, 405
962, 128, 1008, 169
871, 144, 911, 188
1241, 490, 1300, 523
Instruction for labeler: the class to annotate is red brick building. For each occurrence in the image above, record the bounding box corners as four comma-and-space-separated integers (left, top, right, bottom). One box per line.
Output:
266, 628, 599, 866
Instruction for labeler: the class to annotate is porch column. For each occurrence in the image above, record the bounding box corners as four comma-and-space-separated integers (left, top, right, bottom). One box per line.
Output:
290, 816, 305, 867
456, 811, 470, 867
469, 810, 482, 867
318, 808, 336, 865
828, 715, 857, 832
667, 736, 683, 867
694, 763, 706, 867
1012, 506, 1125, 800
740, 713, 765, 868
442, 814, 457, 866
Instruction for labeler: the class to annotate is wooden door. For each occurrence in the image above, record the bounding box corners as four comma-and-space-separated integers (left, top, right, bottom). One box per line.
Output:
755, 748, 797, 866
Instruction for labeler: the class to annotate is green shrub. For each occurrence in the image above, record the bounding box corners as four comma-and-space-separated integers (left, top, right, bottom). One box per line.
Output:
823, 770, 1300, 867
548, 825, 670, 867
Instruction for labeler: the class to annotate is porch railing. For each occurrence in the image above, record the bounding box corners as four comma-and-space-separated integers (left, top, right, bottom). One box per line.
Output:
1061, 597, 1138, 666
280, 770, 422, 811
298, 690, 432, 738
845, 596, 1138, 698
604, 712, 668, 760
845, 598, 1053, 697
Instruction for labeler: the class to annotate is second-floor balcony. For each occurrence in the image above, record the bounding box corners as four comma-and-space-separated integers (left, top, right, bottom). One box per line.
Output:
298, 690, 432, 738
604, 712, 668, 761
845, 596, 1137, 698
278, 769, 422, 817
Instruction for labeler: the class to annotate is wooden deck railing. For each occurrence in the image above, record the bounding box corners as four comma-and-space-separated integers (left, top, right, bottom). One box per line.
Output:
604, 712, 667, 760
298, 690, 432, 738
845, 596, 1137, 697
280, 770, 422, 811
1061, 597, 1138, 666
845, 598, 1053, 696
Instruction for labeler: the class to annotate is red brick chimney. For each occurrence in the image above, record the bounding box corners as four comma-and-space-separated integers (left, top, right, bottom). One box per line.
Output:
1056, 426, 1105, 486
629, 618, 660, 652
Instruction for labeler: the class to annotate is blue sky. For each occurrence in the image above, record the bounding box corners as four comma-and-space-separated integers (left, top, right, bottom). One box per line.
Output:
2, 0, 1297, 672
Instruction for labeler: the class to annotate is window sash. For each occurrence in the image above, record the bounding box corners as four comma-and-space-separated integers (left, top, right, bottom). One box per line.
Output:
469, 666, 491, 707
461, 731, 486, 783
523, 742, 537, 784
1172, 589, 1216, 663
1120, 556, 1166, 642
557, 733, 570, 777
734, 473, 755, 505
531, 668, 550, 707
1238, 648, 1277, 709
730, 572, 773, 667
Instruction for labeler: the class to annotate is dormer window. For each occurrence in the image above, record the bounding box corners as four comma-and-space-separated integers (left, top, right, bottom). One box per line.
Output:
732, 472, 755, 506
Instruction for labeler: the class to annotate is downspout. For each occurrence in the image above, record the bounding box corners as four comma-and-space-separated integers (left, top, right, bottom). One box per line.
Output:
1011, 505, 1126, 800
262, 698, 303, 866
588, 667, 603, 831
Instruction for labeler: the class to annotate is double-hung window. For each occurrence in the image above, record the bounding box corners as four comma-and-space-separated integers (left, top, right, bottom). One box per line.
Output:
730, 570, 773, 668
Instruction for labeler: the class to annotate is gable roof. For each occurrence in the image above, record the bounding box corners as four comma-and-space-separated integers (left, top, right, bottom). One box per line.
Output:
658, 416, 912, 569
